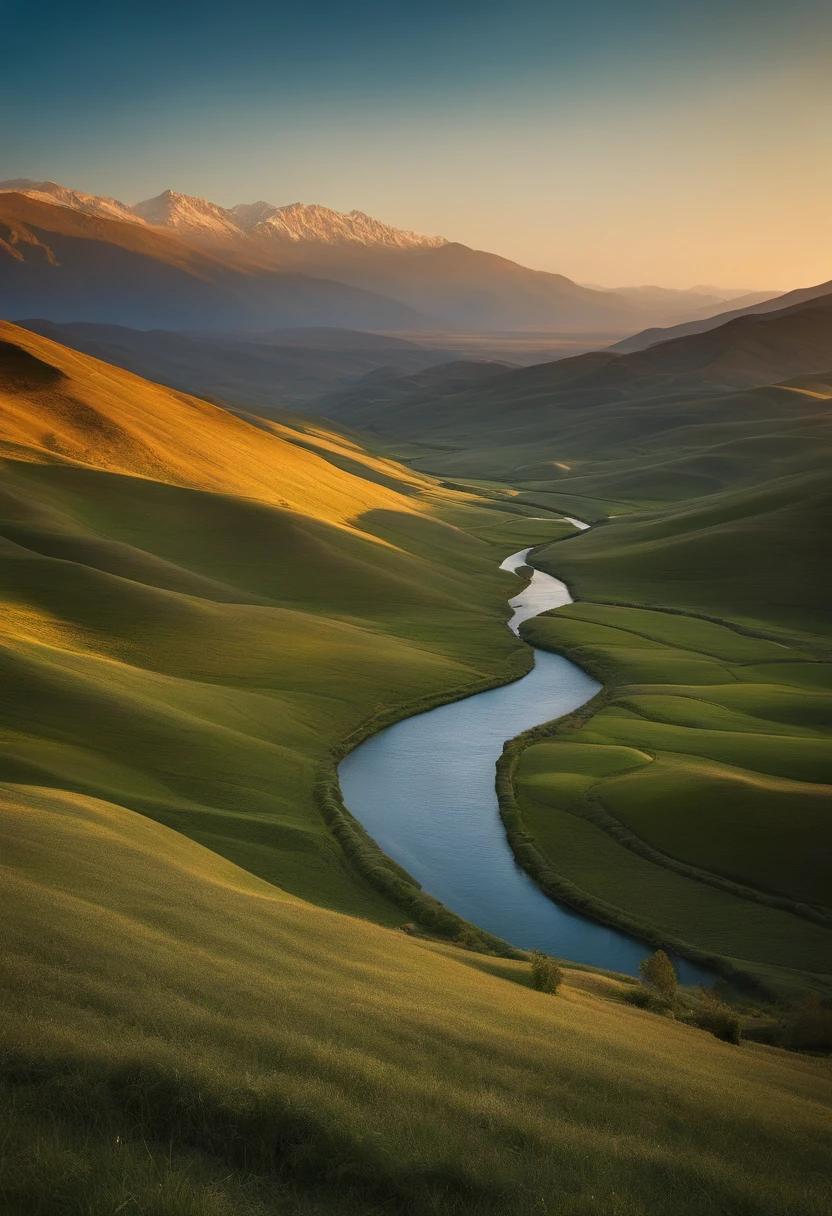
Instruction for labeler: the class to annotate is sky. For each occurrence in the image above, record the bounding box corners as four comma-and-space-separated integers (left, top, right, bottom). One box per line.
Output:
2, 0, 831, 289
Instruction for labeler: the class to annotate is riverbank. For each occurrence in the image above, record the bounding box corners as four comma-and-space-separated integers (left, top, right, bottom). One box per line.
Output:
504, 531, 832, 1000
335, 543, 714, 980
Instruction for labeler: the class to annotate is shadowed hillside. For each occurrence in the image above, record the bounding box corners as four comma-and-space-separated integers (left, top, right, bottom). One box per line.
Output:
614, 277, 832, 353
3, 322, 831, 1213
16, 319, 454, 414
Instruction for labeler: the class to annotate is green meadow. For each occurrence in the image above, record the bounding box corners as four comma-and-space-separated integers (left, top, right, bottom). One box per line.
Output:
2, 321, 832, 1213
498, 449, 831, 998
325, 327, 831, 999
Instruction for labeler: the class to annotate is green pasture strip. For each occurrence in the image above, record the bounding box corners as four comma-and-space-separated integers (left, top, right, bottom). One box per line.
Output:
504, 597, 832, 993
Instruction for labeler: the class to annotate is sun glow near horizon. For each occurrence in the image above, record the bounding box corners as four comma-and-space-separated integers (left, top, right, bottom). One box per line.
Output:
1, 0, 830, 290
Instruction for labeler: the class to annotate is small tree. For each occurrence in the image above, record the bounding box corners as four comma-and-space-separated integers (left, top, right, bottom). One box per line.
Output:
638, 950, 677, 1002
531, 951, 563, 994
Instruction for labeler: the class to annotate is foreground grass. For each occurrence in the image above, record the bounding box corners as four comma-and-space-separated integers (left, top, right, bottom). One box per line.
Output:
3, 784, 831, 1216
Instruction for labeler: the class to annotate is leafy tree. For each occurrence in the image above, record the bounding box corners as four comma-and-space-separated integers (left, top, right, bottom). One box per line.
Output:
530, 951, 563, 994
638, 950, 677, 1001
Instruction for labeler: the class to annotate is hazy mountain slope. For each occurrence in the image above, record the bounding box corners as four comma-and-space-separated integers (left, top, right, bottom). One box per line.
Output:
16, 319, 452, 412
606, 284, 776, 310
614, 277, 832, 352
0, 194, 432, 330
1, 179, 692, 332
281, 241, 650, 331
320, 293, 832, 489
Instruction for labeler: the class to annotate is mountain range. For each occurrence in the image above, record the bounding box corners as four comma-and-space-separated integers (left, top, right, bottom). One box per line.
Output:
614, 277, 832, 352
0, 178, 782, 334
318, 283, 832, 506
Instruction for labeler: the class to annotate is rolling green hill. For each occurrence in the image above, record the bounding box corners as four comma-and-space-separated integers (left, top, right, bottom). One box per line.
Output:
319, 297, 832, 997
319, 292, 832, 523
2, 322, 831, 1214
0, 320, 542, 918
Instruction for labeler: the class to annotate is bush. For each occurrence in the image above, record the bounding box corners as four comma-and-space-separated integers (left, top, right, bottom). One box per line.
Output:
638, 950, 677, 1001
455, 928, 482, 951
622, 986, 653, 1009
530, 951, 563, 994
784, 993, 832, 1052
693, 988, 742, 1044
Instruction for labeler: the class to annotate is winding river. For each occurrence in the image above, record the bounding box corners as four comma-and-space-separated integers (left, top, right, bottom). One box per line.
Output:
339, 528, 711, 982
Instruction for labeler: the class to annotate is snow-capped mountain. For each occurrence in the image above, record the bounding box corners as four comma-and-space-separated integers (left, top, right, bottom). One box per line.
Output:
130, 190, 245, 243
0, 179, 139, 226
235, 201, 447, 250
3, 176, 770, 333
0, 180, 447, 252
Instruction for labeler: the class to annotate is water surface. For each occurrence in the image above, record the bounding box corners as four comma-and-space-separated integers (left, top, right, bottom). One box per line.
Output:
340, 544, 711, 982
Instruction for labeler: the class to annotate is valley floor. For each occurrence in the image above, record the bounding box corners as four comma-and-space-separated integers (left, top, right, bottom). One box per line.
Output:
2, 321, 831, 1214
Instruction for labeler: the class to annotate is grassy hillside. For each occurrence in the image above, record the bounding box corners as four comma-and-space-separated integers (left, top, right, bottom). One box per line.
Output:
320, 295, 832, 518
3, 322, 831, 1212
0, 319, 547, 920
5, 783, 831, 1216
17, 319, 452, 414
497, 468, 832, 997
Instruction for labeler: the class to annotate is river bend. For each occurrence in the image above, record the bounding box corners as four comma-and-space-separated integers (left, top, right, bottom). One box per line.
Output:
339, 538, 710, 981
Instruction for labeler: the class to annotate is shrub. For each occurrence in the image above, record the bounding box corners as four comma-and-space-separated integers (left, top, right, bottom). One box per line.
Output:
693, 988, 742, 1044
455, 928, 482, 951
638, 950, 677, 1001
530, 951, 563, 994
784, 993, 832, 1052
622, 985, 653, 1009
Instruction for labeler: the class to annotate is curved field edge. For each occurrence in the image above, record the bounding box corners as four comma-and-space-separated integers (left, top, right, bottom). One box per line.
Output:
493, 546, 832, 998
317, 647, 534, 957
494, 690, 762, 992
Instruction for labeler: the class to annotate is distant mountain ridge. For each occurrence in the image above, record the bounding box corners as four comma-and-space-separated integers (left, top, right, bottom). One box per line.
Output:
614, 277, 832, 352
320, 287, 832, 440
0, 177, 810, 335
0, 192, 432, 331
1, 179, 448, 252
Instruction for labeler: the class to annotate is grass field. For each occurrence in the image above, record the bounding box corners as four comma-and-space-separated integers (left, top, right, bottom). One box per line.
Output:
4, 783, 832, 1216
3, 321, 832, 1213
508, 475, 831, 996
0, 322, 548, 921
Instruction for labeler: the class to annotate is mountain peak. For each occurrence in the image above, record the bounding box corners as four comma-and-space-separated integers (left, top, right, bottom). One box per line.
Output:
0, 177, 448, 253
131, 191, 244, 241
0, 178, 139, 225
244, 201, 447, 250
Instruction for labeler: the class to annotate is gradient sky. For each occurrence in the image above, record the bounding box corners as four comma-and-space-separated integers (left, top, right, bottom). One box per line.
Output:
3, 0, 830, 289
